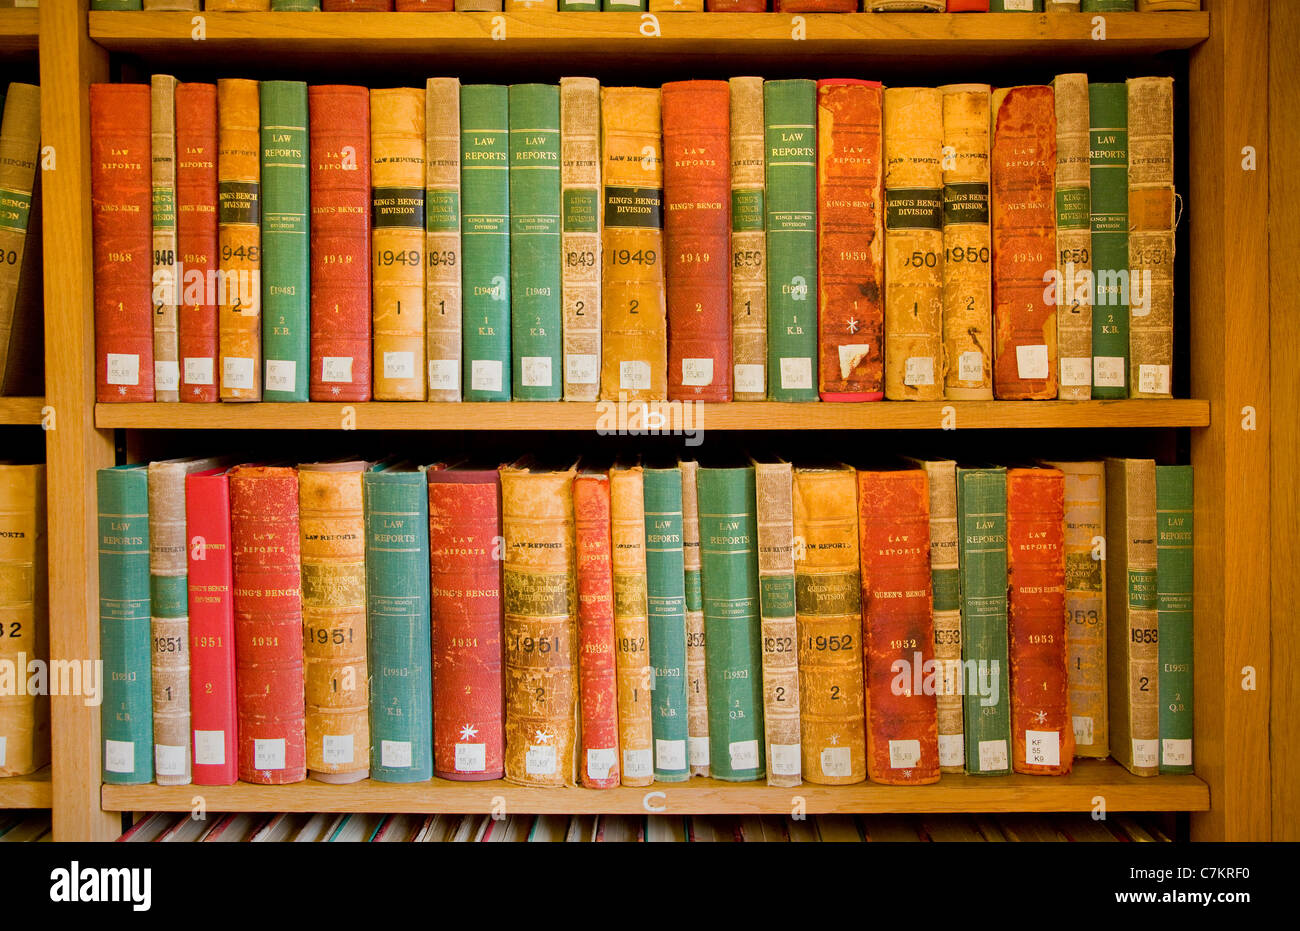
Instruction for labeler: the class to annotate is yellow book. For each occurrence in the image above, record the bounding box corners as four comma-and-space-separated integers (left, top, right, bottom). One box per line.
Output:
610, 465, 654, 786
217, 78, 262, 401
0, 464, 47, 777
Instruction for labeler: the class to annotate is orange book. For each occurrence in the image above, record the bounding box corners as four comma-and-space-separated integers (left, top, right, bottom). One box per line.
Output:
217, 79, 262, 401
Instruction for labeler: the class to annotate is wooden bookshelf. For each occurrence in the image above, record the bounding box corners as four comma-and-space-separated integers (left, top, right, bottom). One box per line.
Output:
0, 767, 52, 810
0, 396, 43, 425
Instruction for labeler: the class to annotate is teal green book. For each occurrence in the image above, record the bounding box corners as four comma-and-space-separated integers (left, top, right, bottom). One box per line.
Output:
1089, 82, 1130, 399
364, 464, 434, 784
990, 0, 1044, 9
956, 466, 1011, 775
98, 465, 153, 785
259, 81, 310, 402
603, 0, 647, 7
272, 1, 322, 9
696, 466, 765, 782
1081, 0, 1134, 10
509, 84, 563, 401
643, 466, 690, 782
90, 1, 142, 9
461, 84, 512, 402
763, 79, 818, 401
1156, 465, 1193, 774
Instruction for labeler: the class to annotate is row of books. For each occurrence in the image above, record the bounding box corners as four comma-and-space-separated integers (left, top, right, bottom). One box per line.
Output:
91, 71, 1176, 405
0, 83, 43, 398
0, 811, 50, 842
91, 3, 1201, 14
96, 455, 1193, 790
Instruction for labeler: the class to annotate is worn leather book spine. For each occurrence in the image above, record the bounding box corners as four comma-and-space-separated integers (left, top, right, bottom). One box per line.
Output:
939, 83, 994, 399
663, 80, 732, 402
600, 87, 667, 401
858, 469, 940, 785
217, 79, 262, 401
206, 0, 272, 8
560, 77, 602, 400
610, 466, 654, 786
229, 466, 306, 785
371, 87, 426, 401
573, 473, 621, 788
755, 461, 801, 786
499, 465, 579, 786
0, 465, 46, 777
308, 85, 372, 401
1156, 465, 1193, 773
149, 77, 181, 401
396, 0, 453, 6
91, 84, 155, 402
792, 466, 865, 786
427, 469, 506, 780
322, 0, 393, 7
506, 0, 558, 8
915, 459, 964, 772
425, 78, 462, 401
456, 0, 503, 10
1006, 468, 1073, 774
777, 0, 854, 8
728, 76, 767, 401
1127, 77, 1175, 399
175, 83, 220, 402
1089, 82, 1129, 397
1053, 74, 1093, 399
816, 80, 884, 401
990, 85, 1057, 399
644, 467, 690, 781
883, 87, 945, 401
680, 459, 710, 775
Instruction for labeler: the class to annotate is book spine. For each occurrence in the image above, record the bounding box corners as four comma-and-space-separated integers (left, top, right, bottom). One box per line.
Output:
728, 76, 767, 401
1045, 1, 1080, 10
1082, 0, 1133, 9
644, 468, 691, 782
663, 80, 733, 402
149, 77, 181, 401
816, 80, 885, 401
509, 84, 564, 401
207, 0, 272, 8
956, 468, 1011, 773
98, 468, 153, 784
680, 460, 710, 775
499, 466, 579, 786
230, 467, 306, 785
91, 84, 155, 402
217, 79, 262, 401
710, 0, 766, 8
460, 85, 512, 401
697, 466, 765, 781
859, 470, 940, 785
371, 88, 427, 401
185, 472, 238, 786
989, 0, 1042, 8
940, 84, 994, 399
1127, 77, 1175, 399
1006, 468, 1073, 774
321, 0, 393, 7
0, 466, 46, 777
560, 77, 602, 400
396, 1, 456, 11
573, 474, 621, 788
1089, 82, 1130, 398
148, 462, 195, 784
425, 78, 462, 401
609, 466, 654, 786
363, 472, 433, 782
559, 0, 602, 8
455, 0, 503, 9
778, 0, 854, 8
1053, 74, 1094, 399
920, 460, 964, 772
1156, 465, 1193, 773
505, 0, 558, 7
175, 84, 220, 403
600, 87, 667, 401
755, 462, 801, 786
649, 0, 703, 8
603, 0, 647, 7
272, 0, 322, 8
308, 85, 372, 402
763, 79, 818, 401
428, 473, 506, 780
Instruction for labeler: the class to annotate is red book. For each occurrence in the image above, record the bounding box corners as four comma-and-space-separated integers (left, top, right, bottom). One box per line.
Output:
948, 0, 988, 9
858, 468, 940, 786
309, 86, 372, 401
816, 79, 885, 402
175, 83, 220, 403
708, 0, 767, 9
323, 0, 394, 8
91, 84, 154, 402
1006, 467, 1074, 775
427, 468, 506, 781
229, 466, 306, 785
774, 0, 854, 9
573, 472, 621, 789
395, 0, 453, 7
186, 468, 238, 785
663, 81, 732, 402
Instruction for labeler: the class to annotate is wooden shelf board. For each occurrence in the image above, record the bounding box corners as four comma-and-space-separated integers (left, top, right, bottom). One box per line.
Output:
95, 399, 1209, 431
0, 766, 52, 810
102, 760, 1207, 814
0, 8, 38, 55
0, 396, 44, 425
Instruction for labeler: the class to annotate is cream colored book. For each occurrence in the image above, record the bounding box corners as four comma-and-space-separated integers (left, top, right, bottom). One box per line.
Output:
425, 78, 462, 401
560, 77, 602, 401
150, 76, 180, 401
729, 76, 767, 401
1054, 73, 1094, 399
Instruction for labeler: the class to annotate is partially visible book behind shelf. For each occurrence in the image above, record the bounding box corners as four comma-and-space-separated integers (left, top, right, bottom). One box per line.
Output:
0, 82, 43, 398
0, 812, 51, 842
92, 72, 1180, 404
0, 463, 48, 780
88, 2, 1204, 13
96, 455, 1193, 789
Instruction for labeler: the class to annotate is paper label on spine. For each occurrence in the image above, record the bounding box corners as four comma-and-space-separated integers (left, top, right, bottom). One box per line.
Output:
1025, 729, 1061, 767
820, 746, 852, 778
222, 356, 254, 390
154, 361, 180, 392
586, 747, 616, 780
471, 359, 503, 393
265, 359, 296, 392
184, 357, 214, 386
106, 353, 140, 386
0, 736, 5, 766
1060, 357, 1092, 387
688, 736, 710, 767
1072, 715, 1094, 746
454, 743, 486, 772
193, 730, 225, 765
779, 356, 812, 390
904, 356, 935, 386
1138, 364, 1170, 395
681, 358, 714, 387
1094, 356, 1126, 388
728, 739, 759, 771
978, 739, 1008, 772
770, 743, 801, 776
734, 363, 764, 394
623, 747, 653, 778
525, 743, 557, 775
521, 356, 553, 388
938, 734, 964, 768
1161, 738, 1192, 767
1132, 738, 1159, 768
566, 353, 597, 385
1015, 344, 1049, 380
104, 739, 135, 774
321, 356, 353, 384
154, 744, 186, 776
383, 351, 415, 380
619, 360, 651, 390
888, 739, 922, 769
381, 740, 412, 769
253, 738, 285, 771
321, 734, 354, 765
655, 739, 686, 772
428, 359, 457, 391
958, 350, 983, 383
837, 343, 872, 380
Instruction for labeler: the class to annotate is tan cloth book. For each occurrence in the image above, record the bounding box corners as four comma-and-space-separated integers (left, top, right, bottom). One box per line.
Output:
561, 77, 602, 401
610, 465, 654, 786
425, 78, 462, 401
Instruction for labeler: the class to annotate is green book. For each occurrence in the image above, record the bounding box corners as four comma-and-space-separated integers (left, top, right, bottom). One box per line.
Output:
272, 1, 322, 9
1156, 465, 1194, 774
560, 0, 602, 8
461, 84, 512, 402
259, 81, 310, 402
364, 464, 434, 784
1089, 82, 1129, 399
696, 466, 765, 782
98, 465, 153, 785
763, 79, 818, 401
643, 466, 690, 782
602, 0, 647, 8
956, 466, 1011, 775
990, 0, 1044, 10
509, 84, 563, 401
1082, 0, 1134, 10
